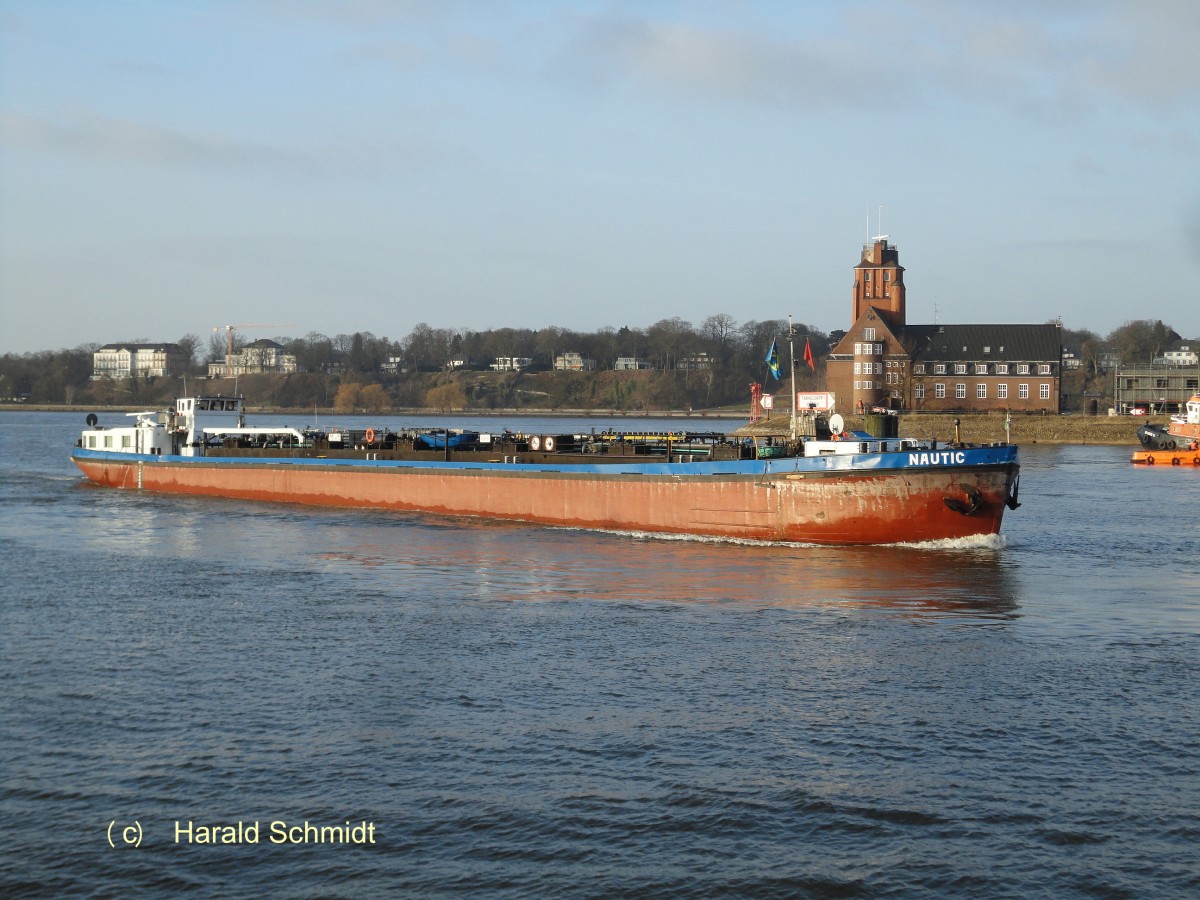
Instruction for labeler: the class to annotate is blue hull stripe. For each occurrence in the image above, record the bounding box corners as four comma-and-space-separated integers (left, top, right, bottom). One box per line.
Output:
72, 445, 1017, 477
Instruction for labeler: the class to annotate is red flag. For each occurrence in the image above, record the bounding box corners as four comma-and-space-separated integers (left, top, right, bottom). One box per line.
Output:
803, 338, 815, 371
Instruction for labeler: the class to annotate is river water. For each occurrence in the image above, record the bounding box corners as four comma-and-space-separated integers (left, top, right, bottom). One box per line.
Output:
1, 411, 1197, 897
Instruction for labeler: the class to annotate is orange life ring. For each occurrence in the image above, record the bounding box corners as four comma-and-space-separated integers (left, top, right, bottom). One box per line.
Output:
1145, 455, 1154, 465
1171, 457, 1181, 465
365, 427, 376, 444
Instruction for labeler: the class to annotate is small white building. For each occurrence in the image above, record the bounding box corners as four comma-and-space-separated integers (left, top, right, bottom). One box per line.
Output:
677, 352, 713, 370
490, 356, 532, 371
1158, 345, 1198, 367
614, 357, 653, 370
554, 352, 596, 372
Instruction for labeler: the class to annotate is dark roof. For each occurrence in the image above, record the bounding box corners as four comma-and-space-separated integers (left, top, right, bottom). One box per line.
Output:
905, 323, 1061, 362
245, 338, 285, 349
97, 342, 182, 351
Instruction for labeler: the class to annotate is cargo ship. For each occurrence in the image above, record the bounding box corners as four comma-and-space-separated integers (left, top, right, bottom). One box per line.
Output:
1132, 394, 1200, 466
71, 396, 1021, 545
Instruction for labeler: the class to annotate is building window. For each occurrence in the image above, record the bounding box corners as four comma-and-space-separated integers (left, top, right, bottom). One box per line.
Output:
1019, 384, 1030, 399
935, 364, 946, 375
1017, 364, 1030, 375
914, 364, 926, 374
1040, 384, 1051, 400
955, 364, 967, 375
977, 384, 988, 399
1039, 364, 1052, 375
854, 343, 862, 355
864, 327, 876, 340
915, 384, 925, 400
854, 362, 862, 375
997, 384, 1008, 400
1156, 378, 1169, 389
884, 272, 891, 281
956, 383, 967, 399
996, 364, 1009, 375
864, 271, 871, 281
975, 363, 988, 375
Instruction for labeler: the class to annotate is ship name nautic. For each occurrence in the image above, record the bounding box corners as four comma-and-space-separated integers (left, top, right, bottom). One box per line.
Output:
907, 450, 967, 465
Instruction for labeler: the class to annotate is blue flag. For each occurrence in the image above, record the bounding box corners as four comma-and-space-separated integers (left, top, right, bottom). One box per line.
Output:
765, 338, 781, 380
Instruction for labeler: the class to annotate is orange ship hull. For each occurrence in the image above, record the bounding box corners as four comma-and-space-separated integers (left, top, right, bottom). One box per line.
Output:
72, 452, 1017, 545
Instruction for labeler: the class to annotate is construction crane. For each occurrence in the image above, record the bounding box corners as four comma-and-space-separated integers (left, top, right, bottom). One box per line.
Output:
212, 323, 297, 363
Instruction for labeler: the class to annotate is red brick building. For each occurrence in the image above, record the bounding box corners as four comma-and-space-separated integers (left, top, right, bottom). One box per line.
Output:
826, 237, 1061, 413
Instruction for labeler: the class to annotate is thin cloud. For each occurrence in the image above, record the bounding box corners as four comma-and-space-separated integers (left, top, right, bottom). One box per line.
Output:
550, 2, 1200, 121
0, 109, 320, 173
555, 15, 915, 110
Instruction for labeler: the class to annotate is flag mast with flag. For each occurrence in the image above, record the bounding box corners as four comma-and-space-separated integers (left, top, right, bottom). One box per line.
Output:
764, 337, 781, 382
787, 315, 798, 440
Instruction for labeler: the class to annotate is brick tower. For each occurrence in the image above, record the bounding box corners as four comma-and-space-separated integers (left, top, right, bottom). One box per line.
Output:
852, 237, 905, 328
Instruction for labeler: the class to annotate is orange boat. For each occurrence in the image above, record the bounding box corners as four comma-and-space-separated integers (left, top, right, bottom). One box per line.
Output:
1132, 394, 1200, 466
71, 397, 1022, 546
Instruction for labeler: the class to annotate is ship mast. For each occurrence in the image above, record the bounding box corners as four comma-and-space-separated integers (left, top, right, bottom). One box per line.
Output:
788, 315, 798, 441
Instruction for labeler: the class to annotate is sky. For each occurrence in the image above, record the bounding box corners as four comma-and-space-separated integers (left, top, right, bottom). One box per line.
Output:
2, 0, 1198, 356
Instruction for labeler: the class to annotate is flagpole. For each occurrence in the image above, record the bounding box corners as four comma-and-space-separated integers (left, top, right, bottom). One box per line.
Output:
788, 315, 797, 441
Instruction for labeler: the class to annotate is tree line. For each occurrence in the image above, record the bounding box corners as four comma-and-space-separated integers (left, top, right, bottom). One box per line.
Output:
0, 317, 1190, 410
